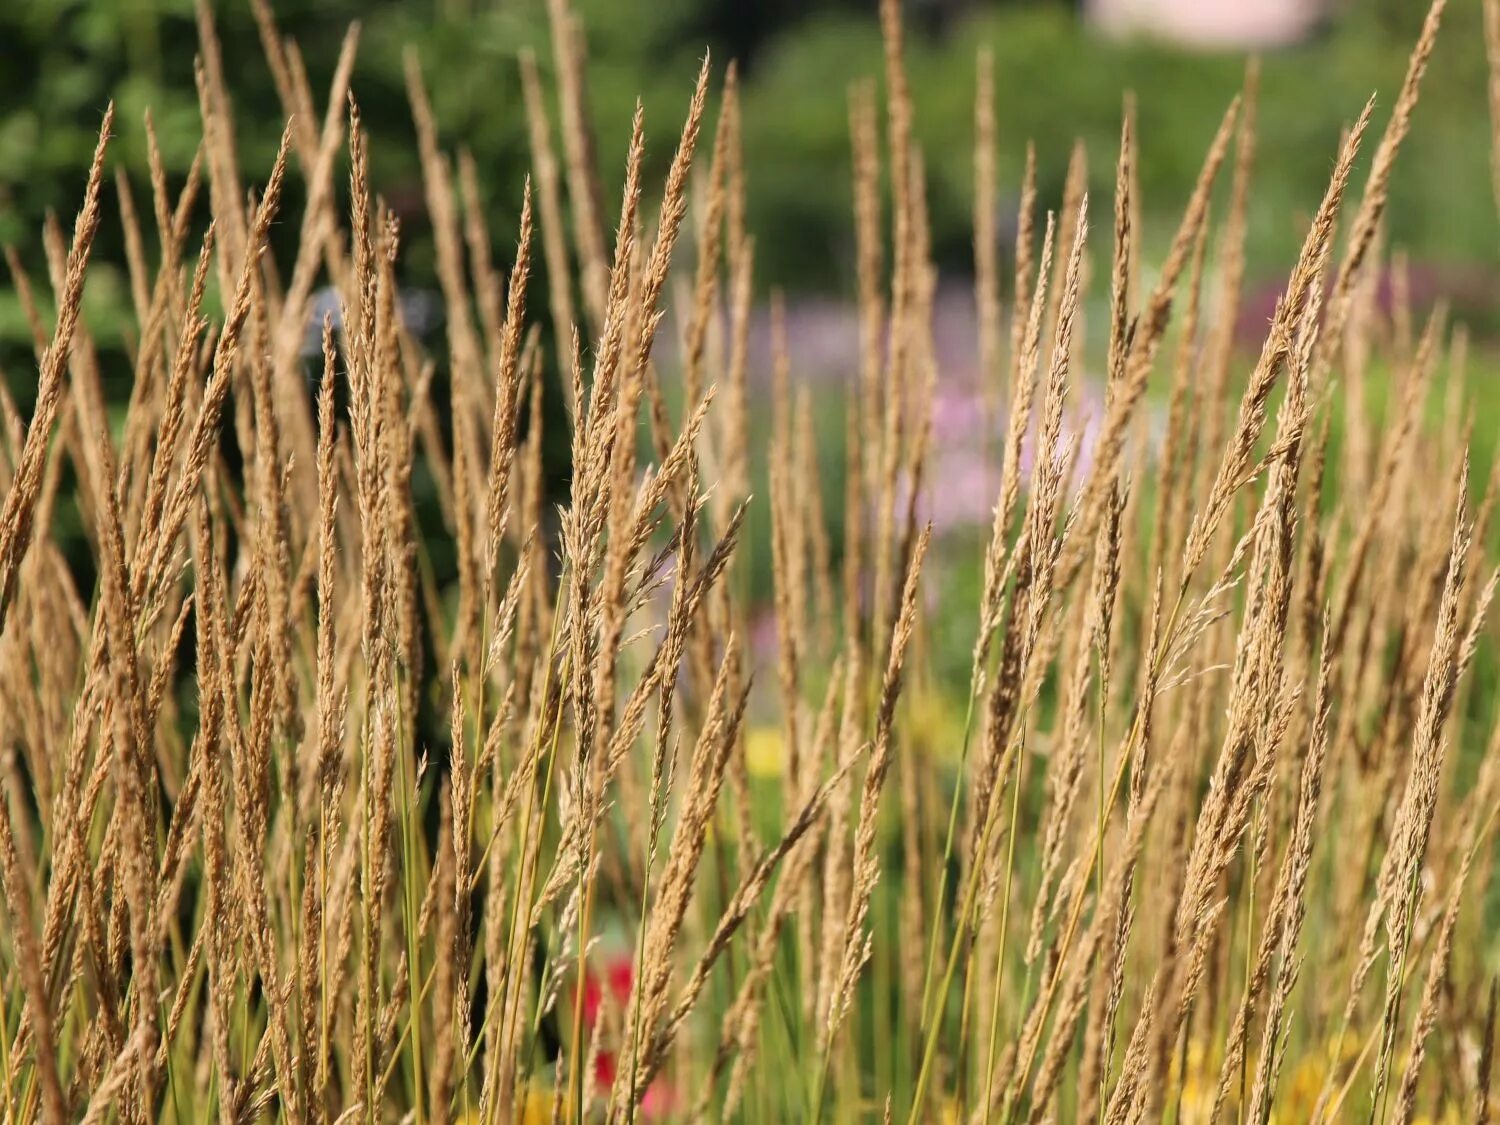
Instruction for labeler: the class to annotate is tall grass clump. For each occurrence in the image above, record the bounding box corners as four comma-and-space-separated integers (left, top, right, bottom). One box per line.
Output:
2, 0, 1500, 1121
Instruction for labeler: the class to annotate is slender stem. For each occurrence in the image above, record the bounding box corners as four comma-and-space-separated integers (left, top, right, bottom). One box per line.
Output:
1096, 645, 1108, 1125
981, 733, 1028, 1125
908, 728, 1017, 1125
1238, 801, 1260, 1125
624, 775, 668, 1124
919, 688, 980, 1025
395, 665, 426, 1125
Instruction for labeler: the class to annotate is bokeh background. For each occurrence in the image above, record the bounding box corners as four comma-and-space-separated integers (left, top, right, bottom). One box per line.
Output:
4, 0, 1495, 335
3, 0, 1496, 738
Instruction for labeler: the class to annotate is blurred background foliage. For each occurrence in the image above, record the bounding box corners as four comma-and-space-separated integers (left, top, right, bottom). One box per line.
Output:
5, 0, 1499, 738
2, 0, 1497, 348
5, 0, 1499, 616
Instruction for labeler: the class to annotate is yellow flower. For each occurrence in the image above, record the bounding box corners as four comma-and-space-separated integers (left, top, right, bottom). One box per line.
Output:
1172, 1039, 1218, 1123
907, 687, 967, 766
518, 1084, 554, 1125
746, 725, 785, 778
456, 1081, 562, 1125
1276, 1035, 1359, 1122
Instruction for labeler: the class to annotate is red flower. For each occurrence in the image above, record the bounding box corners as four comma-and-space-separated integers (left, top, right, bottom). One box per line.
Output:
579, 952, 635, 1029
594, 1048, 616, 1087
574, 953, 676, 1117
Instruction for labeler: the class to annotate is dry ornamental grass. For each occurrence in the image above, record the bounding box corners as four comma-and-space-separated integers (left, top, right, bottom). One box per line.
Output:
1, 0, 1499, 1121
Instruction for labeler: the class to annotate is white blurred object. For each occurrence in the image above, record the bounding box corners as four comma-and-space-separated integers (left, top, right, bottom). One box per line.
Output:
1086, 0, 1329, 48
